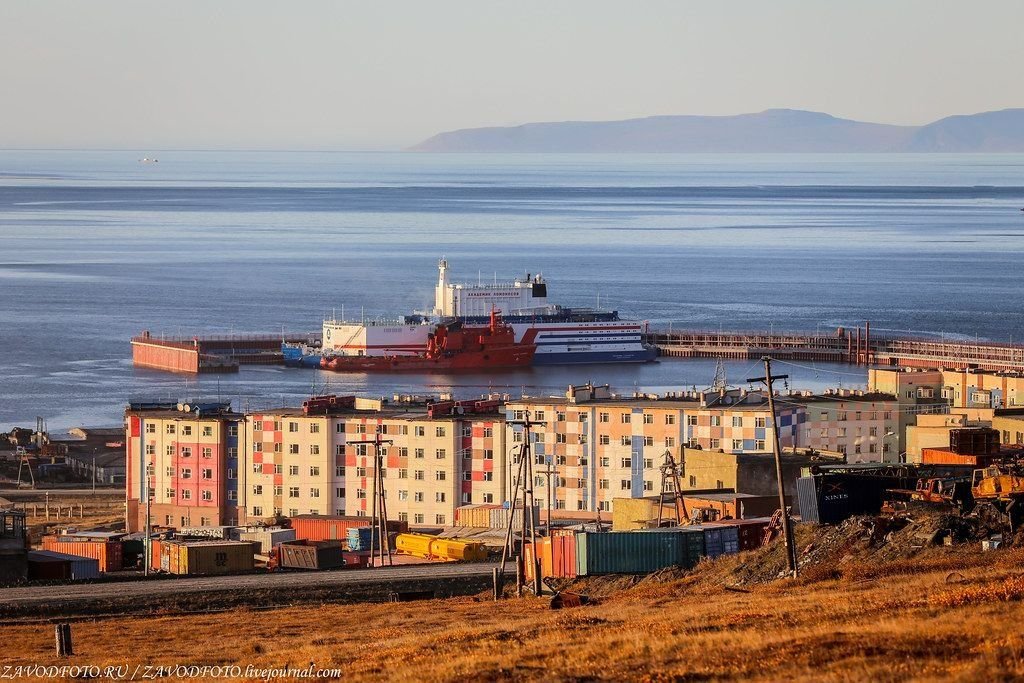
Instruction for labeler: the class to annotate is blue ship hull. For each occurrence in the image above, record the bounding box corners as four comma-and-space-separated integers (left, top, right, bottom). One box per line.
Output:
282, 344, 322, 368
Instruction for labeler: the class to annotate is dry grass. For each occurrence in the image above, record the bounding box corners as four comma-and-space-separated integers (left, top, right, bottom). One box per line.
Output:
4, 548, 1024, 682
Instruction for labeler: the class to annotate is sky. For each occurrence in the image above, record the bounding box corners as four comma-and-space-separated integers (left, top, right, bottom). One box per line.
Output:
1, 1, 1022, 150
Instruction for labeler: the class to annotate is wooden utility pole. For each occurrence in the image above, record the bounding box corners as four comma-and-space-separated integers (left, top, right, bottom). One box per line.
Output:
349, 432, 395, 567
747, 357, 798, 577
537, 465, 558, 533
498, 416, 545, 597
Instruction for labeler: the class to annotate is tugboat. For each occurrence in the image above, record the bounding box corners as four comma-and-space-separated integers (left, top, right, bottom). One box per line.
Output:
320, 310, 535, 373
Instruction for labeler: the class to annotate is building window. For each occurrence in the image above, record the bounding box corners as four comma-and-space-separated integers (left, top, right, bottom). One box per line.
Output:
289, 444, 299, 454
181, 490, 191, 500
643, 413, 654, 425
288, 487, 299, 498
336, 465, 345, 477
201, 490, 212, 501
710, 438, 720, 449
436, 471, 447, 481
202, 447, 212, 458
621, 457, 632, 468
710, 415, 721, 427
620, 480, 631, 490
252, 506, 263, 517
435, 426, 446, 437
689, 475, 696, 487
145, 423, 156, 434
599, 435, 610, 445
252, 485, 263, 495
643, 436, 653, 447
310, 423, 320, 433
309, 466, 320, 476
227, 468, 235, 479
202, 468, 212, 480
687, 415, 697, 426
398, 490, 408, 501
436, 492, 446, 503
600, 457, 610, 467
837, 412, 847, 422
665, 437, 675, 448
180, 447, 192, 458
181, 468, 192, 479
310, 445, 320, 455
273, 442, 283, 453
755, 417, 767, 428
145, 444, 155, 455
414, 492, 424, 502
732, 416, 743, 427
755, 439, 765, 450
336, 487, 345, 498
414, 470, 424, 481
274, 485, 283, 496
732, 439, 743, 451
643, 481, 653, 491
415, 448, 425, 459
665, 414, 676, 425
201, 426, 212, 437
289, 465, 299, 475
599, 412, 609, 423
620, 436, 631, 446
356, 466, 366, 477
356, 489, 366, 499
310, 488, 320, 498
621, 413, 631, 424
398, 468, 408, 479
165, 424, 176, 435
435, 449, 446, 459
165, 487, 175, 498
414, 514, 424, 524
228, 425, 238, 436
253, 442, 263, 453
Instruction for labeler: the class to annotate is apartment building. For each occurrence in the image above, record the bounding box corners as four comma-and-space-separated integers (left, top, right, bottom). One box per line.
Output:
868, 368, 952, 453
236, 396, 507, 528
124, 402, 241, 532
788, 391, 899, 463
504, 384, 804, 513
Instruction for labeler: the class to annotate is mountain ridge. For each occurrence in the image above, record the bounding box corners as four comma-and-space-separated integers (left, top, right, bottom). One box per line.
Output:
410, 108, 1024, 153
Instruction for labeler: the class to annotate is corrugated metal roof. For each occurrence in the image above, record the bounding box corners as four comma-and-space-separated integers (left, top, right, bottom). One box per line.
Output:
29, 549, 100, 563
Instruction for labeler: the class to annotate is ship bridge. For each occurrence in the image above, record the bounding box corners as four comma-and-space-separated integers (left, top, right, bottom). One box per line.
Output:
433, 258, 548, 318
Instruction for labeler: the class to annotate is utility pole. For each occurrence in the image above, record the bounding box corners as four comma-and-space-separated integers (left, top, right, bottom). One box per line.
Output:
348, 432, 394, 568
747, 357, 798, 578
499, 416, 545, 597
537, 464, 558, 533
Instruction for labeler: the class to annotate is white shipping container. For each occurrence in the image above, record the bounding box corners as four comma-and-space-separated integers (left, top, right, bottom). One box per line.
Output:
237, 528, 297, 554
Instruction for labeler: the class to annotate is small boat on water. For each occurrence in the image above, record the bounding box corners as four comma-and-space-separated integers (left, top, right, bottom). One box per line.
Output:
319, 310, 535, 373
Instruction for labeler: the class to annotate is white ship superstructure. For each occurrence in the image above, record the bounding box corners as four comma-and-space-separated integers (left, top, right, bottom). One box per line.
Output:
316, 260, 656, 365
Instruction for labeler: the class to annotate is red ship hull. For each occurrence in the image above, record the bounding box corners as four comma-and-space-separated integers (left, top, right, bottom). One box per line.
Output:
320, 311, 536, 373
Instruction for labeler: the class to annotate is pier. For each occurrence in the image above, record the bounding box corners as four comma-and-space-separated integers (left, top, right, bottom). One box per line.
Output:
131, 331, 320, 373
647, 323, 1024, 373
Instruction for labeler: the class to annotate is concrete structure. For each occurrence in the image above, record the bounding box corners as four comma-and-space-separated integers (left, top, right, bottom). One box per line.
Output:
787, 391, 899, 463
991, 411, 1024, 447
125, 403, 242, 532
505, 385, 806, 514
237, 396, 507, 528
679, 447, 838, 503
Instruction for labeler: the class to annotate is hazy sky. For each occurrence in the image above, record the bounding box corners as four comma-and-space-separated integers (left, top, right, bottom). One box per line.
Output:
1, 1, 1022, 150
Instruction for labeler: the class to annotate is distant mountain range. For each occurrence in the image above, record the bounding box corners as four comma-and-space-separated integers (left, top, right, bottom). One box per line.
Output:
409, 108, 1024, 153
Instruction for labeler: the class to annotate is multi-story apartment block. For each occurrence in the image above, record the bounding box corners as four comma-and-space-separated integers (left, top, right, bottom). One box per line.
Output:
868, 368, 951, 454
236, 396, 507, 528
124, 402, 241, 532
787, 391, 899, 463
505, 384, 805, 513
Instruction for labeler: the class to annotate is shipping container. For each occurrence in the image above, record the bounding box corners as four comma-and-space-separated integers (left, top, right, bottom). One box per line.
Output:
288, 515, 407, 544
161, 541, 256, 575
341, 551, 371, 569
705, 518, 771, 551
42, 537, 122, 572
55, 531, 127, 543
277, 541, 345, 570
920, 448, 996, 467
550, 533, 577, 578
488, 506, 540, 530
798, 473, 921, 525
27, 550, 100, 581
576, 531, 702, 576
395, 533, 489, 562
692, 525, 740, 559
237, 528, 296, 555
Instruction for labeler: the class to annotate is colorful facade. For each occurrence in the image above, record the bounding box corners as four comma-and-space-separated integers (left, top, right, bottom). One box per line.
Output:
124, 404, 241, 532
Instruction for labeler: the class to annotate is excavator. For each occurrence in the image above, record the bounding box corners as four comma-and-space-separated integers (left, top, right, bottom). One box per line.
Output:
883, 476, 974, 514
971, 466, 1024, 530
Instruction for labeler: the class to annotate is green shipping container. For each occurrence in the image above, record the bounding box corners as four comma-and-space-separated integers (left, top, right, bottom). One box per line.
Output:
576, 530, 706, 576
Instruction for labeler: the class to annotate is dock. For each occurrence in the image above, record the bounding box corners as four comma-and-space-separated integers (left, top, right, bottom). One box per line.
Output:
647, 323, 1024, 373
131, 331, 320, 373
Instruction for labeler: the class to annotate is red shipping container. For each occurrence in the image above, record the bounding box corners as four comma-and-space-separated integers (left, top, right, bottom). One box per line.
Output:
42, 537, 123, 572
550, 534, 577, 578
920, 448, 995, 467
341, 551, 371, 569
289, 516, 408, 544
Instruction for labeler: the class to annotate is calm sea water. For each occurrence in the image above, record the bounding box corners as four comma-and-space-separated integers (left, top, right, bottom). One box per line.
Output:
2, 151, 1023, 430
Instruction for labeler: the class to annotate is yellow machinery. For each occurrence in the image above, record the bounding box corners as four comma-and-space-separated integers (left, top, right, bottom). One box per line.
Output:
395, 533, 489, 562
972, 467, 1024, 529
